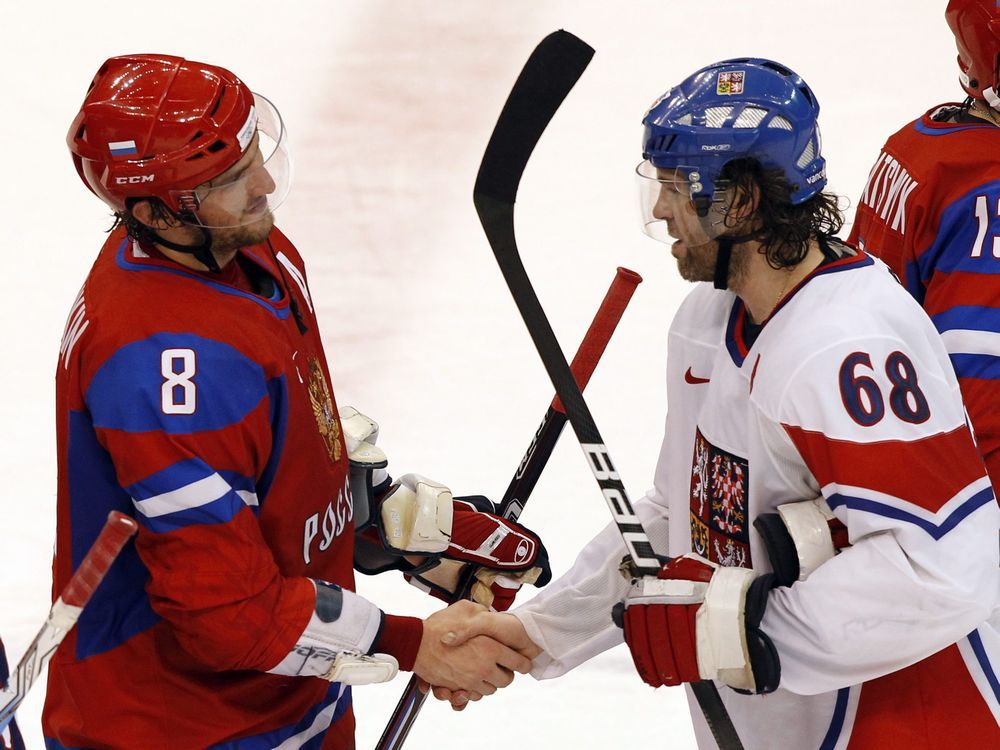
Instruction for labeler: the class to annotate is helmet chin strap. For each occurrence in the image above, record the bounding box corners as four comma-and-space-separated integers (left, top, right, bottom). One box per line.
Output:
713, 237, 733, 290
139, 212, 221, 274
712, 231, 761, 290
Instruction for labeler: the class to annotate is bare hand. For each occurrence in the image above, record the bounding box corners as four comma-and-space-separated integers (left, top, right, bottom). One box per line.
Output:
413, 600, 533, 696
421, 607, 542, 710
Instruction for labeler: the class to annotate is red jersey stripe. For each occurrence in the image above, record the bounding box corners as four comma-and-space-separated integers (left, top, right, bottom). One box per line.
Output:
783, 424, 987, 513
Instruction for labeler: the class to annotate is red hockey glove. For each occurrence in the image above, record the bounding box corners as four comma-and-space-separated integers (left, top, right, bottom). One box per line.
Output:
613, 554, 780, 694
358, 474, 551, 611
405, 493, 551, 611
754, 498, 850, 587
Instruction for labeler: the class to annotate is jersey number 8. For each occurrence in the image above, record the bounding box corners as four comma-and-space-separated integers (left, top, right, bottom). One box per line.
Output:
839, 351, 930, 426
161, 348, 197, 415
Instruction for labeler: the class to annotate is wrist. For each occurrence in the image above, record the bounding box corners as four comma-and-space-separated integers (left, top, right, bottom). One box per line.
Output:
371, 614, 423, 671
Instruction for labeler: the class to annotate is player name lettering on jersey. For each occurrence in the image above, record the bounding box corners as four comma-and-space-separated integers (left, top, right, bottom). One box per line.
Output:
59, 288, 89, 370
859, 151, 919, 234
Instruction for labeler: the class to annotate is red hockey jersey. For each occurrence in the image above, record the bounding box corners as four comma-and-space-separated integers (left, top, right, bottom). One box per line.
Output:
45, 227, 416, 749
849, 105, 1000, 499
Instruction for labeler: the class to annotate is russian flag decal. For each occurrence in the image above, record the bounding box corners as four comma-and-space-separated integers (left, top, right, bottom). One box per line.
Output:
108, 140, 138, 156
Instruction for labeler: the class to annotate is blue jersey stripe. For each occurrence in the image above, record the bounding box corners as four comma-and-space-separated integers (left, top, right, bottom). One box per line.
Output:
950, 353, 1000, 380
206, 684, 351, 749
916, 179, 1000, 278
932, 305, 1000, 334
818, 687, 850, 750
115, 239, 291, 320
135, 491, 251, 533
826, 486, 994, 540
68, 410, 160, 659
87, 333, 268, 434
257, 376, 289, 505
968, 629, 1000, 706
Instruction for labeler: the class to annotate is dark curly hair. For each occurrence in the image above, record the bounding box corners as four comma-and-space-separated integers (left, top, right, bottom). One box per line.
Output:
110, 197, 181, 242
719, 158, 844, 269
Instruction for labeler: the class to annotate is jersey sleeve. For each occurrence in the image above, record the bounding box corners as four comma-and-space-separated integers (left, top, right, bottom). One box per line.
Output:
760, 332, 1000, 695
82, 331, 388, 674
911, 178, 1000, 494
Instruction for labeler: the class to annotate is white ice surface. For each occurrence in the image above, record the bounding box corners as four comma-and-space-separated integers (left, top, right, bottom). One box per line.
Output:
0, 2, 954, 748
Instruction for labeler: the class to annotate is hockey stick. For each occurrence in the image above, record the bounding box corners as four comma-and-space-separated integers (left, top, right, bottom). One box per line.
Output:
472, 29, 745, 750
376, 266, 642, 750
0, 511, 138, 731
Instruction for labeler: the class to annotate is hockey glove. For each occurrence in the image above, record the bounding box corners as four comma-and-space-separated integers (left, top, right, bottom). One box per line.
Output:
754, 498, 849, 587
339, 406, 391, 531
613, 554, 780, 694
373, 473, 551, 611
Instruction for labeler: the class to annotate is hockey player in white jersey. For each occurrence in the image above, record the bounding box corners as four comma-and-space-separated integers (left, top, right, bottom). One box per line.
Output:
439, 58, 1000, 748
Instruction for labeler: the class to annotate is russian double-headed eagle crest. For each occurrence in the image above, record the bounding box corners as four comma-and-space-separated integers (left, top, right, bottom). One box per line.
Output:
307, 358, 342, 463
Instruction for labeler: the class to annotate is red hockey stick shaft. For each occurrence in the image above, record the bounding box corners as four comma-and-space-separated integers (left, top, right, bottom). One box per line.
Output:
376, 266, 641, 750
0, 511, 138, 728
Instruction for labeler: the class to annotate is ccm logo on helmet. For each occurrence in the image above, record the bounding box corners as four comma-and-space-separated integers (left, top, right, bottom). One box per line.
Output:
115, 175, 155, 185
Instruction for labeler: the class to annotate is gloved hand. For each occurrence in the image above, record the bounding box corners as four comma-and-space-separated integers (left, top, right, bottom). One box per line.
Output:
372, 474, 551, 611
613, 554, 780, 693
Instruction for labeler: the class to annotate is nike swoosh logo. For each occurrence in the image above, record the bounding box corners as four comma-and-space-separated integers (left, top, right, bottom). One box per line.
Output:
684, 367, 711, 385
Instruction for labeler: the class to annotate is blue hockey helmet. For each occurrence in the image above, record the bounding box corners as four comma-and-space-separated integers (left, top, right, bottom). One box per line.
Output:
637, 57, 826, 234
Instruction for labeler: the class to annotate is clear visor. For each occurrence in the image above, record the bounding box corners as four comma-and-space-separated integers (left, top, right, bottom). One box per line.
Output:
635, 160, 731, 244
171, 93, 292, 229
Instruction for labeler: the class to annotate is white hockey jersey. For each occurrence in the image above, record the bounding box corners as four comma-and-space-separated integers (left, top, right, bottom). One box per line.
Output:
514, 242, 1000, 749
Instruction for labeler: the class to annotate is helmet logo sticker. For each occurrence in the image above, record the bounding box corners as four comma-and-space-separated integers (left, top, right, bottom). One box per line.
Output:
716, 71, 745, 95
237, 106, 257, 152
114, 175, 154, 185
108, 140, 138, 157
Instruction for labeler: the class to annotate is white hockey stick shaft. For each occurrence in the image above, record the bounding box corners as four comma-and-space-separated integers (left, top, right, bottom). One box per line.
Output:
0, 511, 138, 729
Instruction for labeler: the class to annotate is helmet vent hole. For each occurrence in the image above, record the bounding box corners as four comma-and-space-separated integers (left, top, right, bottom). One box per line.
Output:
206, 140, 227, 153
678, 113, 693, 126
705, 106, 733, 128
796, 138, 817, 169
734, 106, 767, 128
189, 130, 204, 143
798, 86, 814, 105
648, 134, 676, 153
768, 116, 794, 131
207, 92, 224, 118
760, 61, 793, 77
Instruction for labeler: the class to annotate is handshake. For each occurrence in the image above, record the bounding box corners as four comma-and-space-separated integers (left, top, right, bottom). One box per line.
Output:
412, 600, 540, 710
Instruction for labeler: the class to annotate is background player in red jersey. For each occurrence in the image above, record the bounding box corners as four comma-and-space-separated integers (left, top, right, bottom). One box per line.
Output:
848, 0, 1000, 498
48, 55, 548, 749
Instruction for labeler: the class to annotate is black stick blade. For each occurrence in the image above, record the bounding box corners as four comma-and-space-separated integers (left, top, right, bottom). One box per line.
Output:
474, 30, 594, 206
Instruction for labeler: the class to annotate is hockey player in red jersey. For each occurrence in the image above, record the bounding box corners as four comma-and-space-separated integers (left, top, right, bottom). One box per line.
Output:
849, 0, 1000, 500
439, 58, 1000, 748
48, 55, 550, 749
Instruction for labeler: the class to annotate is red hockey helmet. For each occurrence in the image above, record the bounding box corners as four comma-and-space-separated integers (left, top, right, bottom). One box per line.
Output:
67, 55, 290, 226
946, 0, 1000, 106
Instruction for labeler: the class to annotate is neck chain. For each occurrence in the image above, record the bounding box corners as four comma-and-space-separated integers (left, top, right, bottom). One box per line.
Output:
971, 99, 1000, 126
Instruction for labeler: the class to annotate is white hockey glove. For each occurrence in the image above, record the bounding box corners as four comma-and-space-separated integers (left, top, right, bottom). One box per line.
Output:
340, 406, 390, 531
754, 498, 850, 587
359, 473, 551, 611
613, 554, 780, 694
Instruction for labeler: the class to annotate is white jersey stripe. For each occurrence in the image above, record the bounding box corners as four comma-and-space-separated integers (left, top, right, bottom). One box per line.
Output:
132, 473, 232, 518
941, 328, 1000, 356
